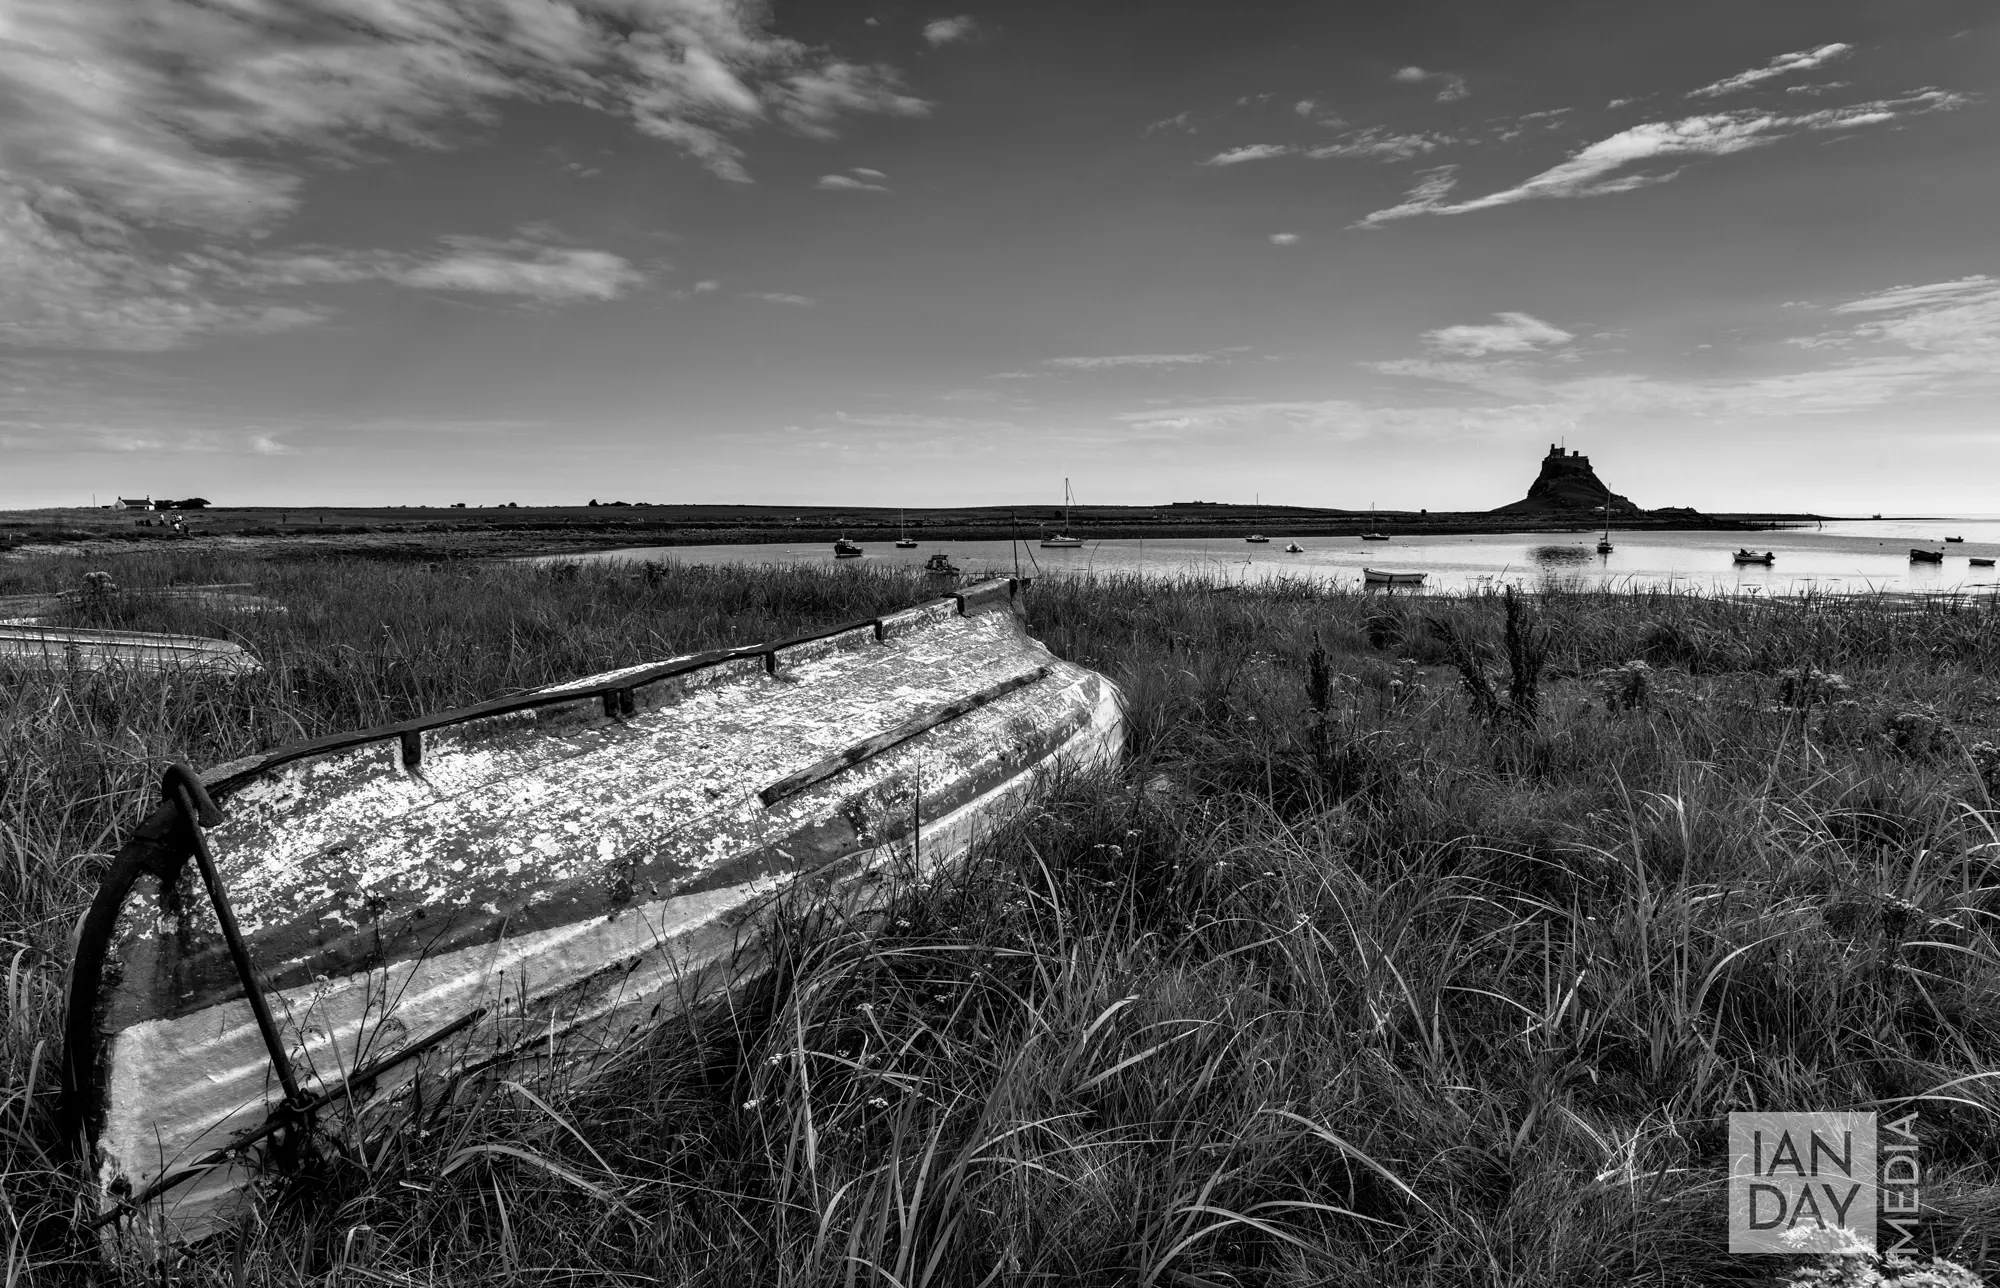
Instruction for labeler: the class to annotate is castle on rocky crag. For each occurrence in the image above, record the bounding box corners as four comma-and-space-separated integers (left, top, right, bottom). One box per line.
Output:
1491, 443, 1640, 515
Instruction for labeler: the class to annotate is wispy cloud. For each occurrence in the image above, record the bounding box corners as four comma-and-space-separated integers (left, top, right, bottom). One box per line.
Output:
1424, 312, 1574, 356
1199, 144, 1293, 166
1366, 277, 2000, 422
923, 16, 982, 47
1687, 43, 1852, 99
817, 173, 889, 191
0, 0, 925, 350
1393, 66, 1469, 102
1045, 352, 1229, 370
1356, 92, 1965, 226
1145, 111, 1196, 135
742, 292, 817, 306
1308, 127, 1454, 161
1268, 233, 1302, 246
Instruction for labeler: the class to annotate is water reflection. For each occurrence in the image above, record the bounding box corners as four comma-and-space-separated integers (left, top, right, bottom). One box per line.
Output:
552, 520, 2000, 596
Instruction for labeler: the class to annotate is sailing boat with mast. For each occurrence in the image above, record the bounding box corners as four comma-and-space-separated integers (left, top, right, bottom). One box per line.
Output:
1596, 490, 1614, 555
895, 508, 918, 549
1041, 479, 1084, 548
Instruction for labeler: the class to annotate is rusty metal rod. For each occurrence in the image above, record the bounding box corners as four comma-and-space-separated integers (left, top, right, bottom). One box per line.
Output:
165, 775, 303, 1109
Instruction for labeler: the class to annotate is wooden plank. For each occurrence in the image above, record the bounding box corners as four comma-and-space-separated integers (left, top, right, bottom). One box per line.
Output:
758, 665, 1049, 807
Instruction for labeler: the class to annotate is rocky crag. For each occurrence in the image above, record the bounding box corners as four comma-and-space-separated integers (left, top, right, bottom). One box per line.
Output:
1493, 445, 1639, 515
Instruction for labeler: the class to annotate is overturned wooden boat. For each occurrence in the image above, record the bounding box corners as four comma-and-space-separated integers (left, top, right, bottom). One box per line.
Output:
1362, 567, 1425, 587
1909, 548, 1944, 564
0, 625, 260, 675
1970, 557, 1995, 568
62, 579, 1120, 1249
0, 583, 281, 626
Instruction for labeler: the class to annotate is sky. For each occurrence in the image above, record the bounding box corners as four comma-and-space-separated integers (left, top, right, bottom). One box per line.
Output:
1, 0, 1996, 513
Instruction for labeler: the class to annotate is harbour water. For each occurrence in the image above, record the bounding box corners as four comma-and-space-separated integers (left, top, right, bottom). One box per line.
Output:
555, 518, 2000, 596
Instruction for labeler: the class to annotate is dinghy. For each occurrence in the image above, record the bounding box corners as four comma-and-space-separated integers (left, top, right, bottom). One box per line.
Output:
1362, 568, 1425, 587
1909, 548, 1944, 564
0, 625, 260, 675
0, 584, 281, 626
62, 579, 1120, 1249
1732, 550, 1776, 566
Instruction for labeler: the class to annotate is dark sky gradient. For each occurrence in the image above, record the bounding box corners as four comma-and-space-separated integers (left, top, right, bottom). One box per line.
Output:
2, 0, 1995, 511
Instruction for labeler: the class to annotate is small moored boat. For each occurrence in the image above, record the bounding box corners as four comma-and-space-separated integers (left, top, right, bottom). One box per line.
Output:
1362, 567, 1426, 586
63, 579, 1121, 1248
922, 552, 961, 576
1909, 548, 1944, 564
834, 538, 863, 558
1970, 558, 1995, 568
1360, 532, 1390, 542
894, 509, 918, 548
1040, 479, 1085, 548
1945, 536, 1965, 543
1733, 550, 1775, 566
1245, 534, 1270, 544
1284, 542, 1304, 554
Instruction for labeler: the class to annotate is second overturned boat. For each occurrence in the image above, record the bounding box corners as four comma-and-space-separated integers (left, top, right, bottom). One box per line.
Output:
64, 579, 1121, 1250
1909, 548, 1944, 564
0, 625, 260, 676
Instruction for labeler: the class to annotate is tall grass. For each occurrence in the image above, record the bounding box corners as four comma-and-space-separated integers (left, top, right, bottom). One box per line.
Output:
2, 554, 1997, 1284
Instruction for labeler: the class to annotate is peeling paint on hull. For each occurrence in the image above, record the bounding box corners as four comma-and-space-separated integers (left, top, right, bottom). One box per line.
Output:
73, 580, 1121, 1248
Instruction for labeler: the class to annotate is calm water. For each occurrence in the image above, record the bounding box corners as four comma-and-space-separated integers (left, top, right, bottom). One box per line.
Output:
554, 518, 2000, 595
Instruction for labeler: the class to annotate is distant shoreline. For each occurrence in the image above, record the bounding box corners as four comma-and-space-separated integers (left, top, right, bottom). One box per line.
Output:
0, 504, 1957, 562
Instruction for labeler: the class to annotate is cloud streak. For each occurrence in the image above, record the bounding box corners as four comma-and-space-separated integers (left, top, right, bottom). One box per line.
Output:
1357, 92, 1964, 225
1424, 312, 1574, 356
1687, 43, 1852, 99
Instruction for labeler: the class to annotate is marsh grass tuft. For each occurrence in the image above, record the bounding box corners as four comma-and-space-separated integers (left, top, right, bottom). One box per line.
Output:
2, 556, 1998, 1284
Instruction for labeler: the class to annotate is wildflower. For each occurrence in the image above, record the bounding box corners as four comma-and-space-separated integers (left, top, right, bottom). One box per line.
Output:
867, 1096, 890, 1109
742, 1099, 762, 1110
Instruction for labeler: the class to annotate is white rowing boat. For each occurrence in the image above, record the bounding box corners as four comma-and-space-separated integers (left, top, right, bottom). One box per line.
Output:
0, 625, 260, 675
63, 578, 1121, 1249
1361, 568, 1426, 587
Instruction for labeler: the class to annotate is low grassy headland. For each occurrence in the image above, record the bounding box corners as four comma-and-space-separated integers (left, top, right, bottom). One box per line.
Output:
3, 554, 1997, 1284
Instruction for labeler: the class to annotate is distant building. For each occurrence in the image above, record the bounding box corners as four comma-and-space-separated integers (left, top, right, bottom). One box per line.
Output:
116, 497, 149, 510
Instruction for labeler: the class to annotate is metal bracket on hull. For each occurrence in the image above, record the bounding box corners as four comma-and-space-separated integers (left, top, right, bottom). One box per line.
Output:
162, 765, 305, 1111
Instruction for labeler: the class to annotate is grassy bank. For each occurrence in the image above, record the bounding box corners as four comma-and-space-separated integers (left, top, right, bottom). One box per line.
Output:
3, 554, 1997, 1284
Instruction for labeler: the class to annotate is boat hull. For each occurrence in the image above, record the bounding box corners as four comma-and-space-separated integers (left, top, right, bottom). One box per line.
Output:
66, 580, 1120, 1248
1361, 568, 1426, 586
0, 625, 260, 675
